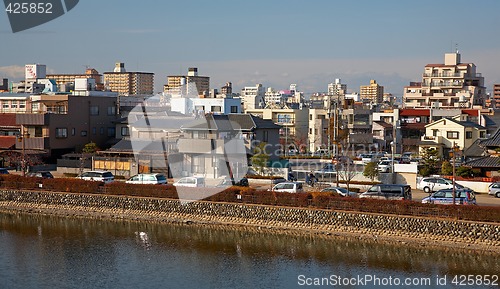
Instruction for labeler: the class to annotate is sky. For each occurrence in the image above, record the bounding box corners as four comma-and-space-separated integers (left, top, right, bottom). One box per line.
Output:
1, 0, 500, 96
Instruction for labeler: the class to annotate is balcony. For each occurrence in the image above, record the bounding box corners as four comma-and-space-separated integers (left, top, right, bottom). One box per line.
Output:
15, 137, 49, 150
422, 81, 463, 88
423, 73, 463, 78
421, 135, 442, 143
16, 114, 50, 126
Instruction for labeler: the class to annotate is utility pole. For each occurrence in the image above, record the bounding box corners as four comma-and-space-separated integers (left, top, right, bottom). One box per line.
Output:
20, 125, 26, 177
452, 142, 456, 205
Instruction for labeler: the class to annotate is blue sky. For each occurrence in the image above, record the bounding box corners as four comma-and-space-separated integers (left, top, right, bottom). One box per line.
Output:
1, 0, 500, 95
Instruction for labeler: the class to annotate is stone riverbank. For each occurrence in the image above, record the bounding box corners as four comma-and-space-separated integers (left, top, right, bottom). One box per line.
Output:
1, 189, 499, 253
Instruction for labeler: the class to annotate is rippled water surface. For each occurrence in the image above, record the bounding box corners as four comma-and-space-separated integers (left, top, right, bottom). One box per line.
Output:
0, 212, 499, 289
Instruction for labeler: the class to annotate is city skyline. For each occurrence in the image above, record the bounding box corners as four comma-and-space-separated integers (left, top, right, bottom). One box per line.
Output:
1, 0, 500, 95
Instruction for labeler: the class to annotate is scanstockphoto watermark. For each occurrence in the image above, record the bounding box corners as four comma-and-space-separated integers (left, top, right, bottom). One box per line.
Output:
4, 0, 79, 33
297, 274, 499, 287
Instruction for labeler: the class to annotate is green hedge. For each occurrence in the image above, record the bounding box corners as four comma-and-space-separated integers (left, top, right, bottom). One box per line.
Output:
1, 175, 499, 223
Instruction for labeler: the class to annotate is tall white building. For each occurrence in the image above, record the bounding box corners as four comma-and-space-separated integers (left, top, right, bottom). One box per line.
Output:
403, 52, 487, 109
241, 84, 265, 110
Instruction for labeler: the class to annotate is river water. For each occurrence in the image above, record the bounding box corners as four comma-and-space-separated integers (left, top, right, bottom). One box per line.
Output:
0, 211, 499, 289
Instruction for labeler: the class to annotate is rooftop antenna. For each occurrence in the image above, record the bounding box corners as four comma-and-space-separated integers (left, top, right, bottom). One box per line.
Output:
455, 43, 459, 54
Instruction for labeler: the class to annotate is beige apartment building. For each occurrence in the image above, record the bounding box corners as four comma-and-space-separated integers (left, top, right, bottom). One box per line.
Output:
104, 63, 154, 96
245, 107, 309, 153
404, 52, 487, 109
164, 67, 210, 97
360, 80, 384, 103
47, 68, 104, 91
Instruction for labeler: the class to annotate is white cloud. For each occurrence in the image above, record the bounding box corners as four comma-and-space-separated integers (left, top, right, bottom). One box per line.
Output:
0, 65, 25, 80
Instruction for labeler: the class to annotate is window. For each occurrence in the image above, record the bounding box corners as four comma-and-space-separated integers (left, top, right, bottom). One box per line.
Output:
107, 127, 115, 137
211, 106, 221, 112
92, 127, 97, 135
34, 127, 42, 137
447, 131, 459, 139
90, 105, 99, 115
55, 128, 68, 138
480, 131, 486, 138
100, 127, 104, 135
81, 130, 87, 137
230, 106, 238, 113
107, 106, 116, 116
466, 131, 472, 139
121, 127, 129, 136
19, 101, 26, 109
263, 130, 269, 142
72, 128, 76, 136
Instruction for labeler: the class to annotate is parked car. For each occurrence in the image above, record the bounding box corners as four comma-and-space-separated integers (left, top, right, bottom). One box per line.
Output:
488, 183, 500, 198
401, 152, 414, 163
377, 160, 399, 173
216, 177, 249, 187
0, 168, 9, 174
359, 184, 412, 201
422, 188, 477, 205
26, 171, 54, 179
269, 182, 304, 193
417, 177, 464, 193
173, 177, 205, 188
126, 173, 167, 185
320, 187, 357, 197
271, 177, 287, 184
77, 171, 114, 184
360, 154, 375, 164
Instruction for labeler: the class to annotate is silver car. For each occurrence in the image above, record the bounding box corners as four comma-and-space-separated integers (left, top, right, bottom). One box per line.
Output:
417, 177, 464, 193
488, 183, 500, 198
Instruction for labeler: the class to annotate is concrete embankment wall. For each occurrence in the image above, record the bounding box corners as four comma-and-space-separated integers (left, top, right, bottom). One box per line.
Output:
0, 190, 499, 250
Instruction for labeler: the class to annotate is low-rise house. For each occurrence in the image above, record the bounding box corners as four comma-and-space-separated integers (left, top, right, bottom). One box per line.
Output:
419, 114, 487, 158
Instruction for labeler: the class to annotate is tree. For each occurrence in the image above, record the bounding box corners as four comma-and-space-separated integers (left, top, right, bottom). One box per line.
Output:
363, 161, 379, 181
441, 160, 453, 176
82, 142, 100, 154
456, 166, 474, 178
419, 148, 439, 177
250, 142, 270, 175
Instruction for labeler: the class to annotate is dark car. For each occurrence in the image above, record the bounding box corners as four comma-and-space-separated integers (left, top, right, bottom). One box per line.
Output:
217, 177, 249, 187
360, 184, 412, 201
271, 177, 287, 184
26, 171, 54, 179
0, 168, 9, 174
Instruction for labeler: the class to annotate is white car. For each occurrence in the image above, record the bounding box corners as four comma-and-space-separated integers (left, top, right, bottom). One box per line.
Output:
269, 182, 304, 193
173, 177, 205, 188
417, 177, 464, 193
377, 160, 399, 173
77, 170, 114, 184
126, 173, 167, 185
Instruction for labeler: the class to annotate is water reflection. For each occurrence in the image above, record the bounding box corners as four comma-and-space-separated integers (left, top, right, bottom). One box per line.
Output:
0, 211, 499, 289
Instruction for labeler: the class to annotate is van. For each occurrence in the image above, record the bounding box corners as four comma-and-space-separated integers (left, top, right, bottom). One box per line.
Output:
360, 184, 412, 201
270, 182, 304, 193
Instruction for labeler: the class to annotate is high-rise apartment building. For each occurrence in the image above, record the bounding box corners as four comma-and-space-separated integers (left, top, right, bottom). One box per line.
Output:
403, 52, 487, 109
360, 80, 384, 104
103, 63, 154, 96
164, 67, 210, 98
491, 84, 500, 108
47, 68, 104, 91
